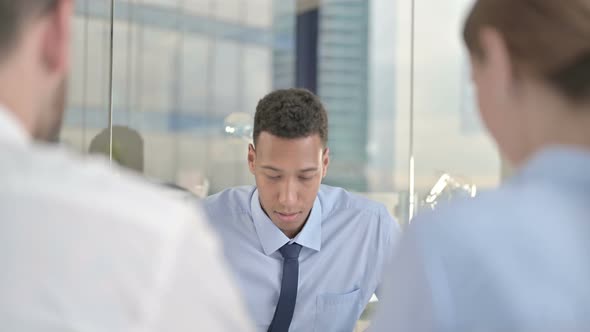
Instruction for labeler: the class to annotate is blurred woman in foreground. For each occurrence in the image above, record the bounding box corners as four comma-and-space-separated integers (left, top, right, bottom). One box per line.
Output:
373, 0, 590, 331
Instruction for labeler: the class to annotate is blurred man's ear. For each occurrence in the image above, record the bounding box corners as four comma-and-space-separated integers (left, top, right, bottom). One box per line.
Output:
41, 0, 73, 75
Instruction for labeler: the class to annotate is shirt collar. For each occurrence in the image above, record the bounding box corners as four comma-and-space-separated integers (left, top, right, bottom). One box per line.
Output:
514, 145, 590, 187
250, 189, 322, 256
0, 104, 30, 146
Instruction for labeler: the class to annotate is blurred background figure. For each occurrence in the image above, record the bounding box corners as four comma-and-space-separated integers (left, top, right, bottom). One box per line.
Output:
89, 125, 145, 172
0, 0, 252, 330
88, 126, 209, 198
372, 0, 590, 331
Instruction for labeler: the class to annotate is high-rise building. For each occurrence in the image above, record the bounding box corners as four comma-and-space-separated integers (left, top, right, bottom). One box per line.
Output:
274, 0, 370, 191
318, 0, 370, 191
272, 1, 297, 89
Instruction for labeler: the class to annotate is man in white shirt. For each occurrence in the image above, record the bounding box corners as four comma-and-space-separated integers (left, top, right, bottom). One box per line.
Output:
0, 0, 252, 330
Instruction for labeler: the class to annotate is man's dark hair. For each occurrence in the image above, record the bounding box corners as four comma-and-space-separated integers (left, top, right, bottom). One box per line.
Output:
0, 0, 57, 60
253, 88, 328, 146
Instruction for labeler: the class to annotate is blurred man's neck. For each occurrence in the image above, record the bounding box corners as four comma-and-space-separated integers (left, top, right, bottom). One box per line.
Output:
0, 57, 36, 139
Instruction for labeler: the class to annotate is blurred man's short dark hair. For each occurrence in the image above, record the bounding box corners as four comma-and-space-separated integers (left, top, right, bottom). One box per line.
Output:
0, 0, 57, 60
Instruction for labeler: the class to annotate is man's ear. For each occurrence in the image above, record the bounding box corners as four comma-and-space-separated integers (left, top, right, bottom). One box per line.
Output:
248, 143, 256, 175
41, 0, 73, 75
321, 147, 330, 178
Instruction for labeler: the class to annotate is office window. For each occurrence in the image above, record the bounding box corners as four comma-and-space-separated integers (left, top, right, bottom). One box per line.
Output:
63, 0, 500, 224
62, 0, 502, 329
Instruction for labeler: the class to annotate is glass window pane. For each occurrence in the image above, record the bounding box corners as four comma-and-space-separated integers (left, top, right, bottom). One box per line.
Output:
63, 1, 111, 153
411, 0, 500, 216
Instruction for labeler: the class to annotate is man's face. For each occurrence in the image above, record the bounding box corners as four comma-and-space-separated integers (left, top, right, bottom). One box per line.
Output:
248, 132, 329, 238
31, 0, 72, 142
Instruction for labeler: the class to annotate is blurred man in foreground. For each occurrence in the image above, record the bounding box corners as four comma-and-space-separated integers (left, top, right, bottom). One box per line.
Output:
0, 1, 252, 330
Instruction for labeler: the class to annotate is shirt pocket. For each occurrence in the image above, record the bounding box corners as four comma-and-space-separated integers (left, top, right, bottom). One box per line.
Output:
314, 288, 362, 332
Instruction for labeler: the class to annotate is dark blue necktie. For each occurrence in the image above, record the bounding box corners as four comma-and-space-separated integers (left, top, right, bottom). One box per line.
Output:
267, 243, 303, 332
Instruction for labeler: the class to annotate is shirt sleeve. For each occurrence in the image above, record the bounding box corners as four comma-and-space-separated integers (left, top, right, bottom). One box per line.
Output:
371, 216, 453, 332
374, 205, 402, 299
148, 206, 254, 332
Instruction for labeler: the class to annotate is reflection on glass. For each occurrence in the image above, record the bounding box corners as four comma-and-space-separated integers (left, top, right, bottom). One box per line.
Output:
408, 0, 499, 216
224, 112, 254, 142
88, 126, 144, 173
422, 173, 477, 210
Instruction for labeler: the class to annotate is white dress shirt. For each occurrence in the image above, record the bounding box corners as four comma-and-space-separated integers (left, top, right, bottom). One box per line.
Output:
0, 106, 253, 331
372, 146, 590, 332
204, 185, 400, 332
